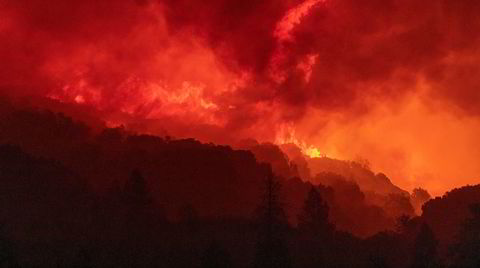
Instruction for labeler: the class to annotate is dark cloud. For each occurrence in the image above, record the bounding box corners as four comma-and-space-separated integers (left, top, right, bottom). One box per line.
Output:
272, 0, 480, 114
161, 0, 302, 72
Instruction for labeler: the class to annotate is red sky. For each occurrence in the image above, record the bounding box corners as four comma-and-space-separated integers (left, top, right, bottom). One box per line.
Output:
1, 0, 479, 195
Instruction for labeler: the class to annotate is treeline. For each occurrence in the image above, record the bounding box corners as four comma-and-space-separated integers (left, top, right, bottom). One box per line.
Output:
0, 101, 418, 238
0, 100, 479, 267
0, 144, 479, 267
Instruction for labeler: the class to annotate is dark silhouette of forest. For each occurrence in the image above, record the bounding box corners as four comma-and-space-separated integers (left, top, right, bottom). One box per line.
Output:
0, 98, 479, 267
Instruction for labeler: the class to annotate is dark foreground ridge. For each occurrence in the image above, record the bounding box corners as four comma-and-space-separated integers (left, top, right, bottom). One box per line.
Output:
0, 101, 479, 267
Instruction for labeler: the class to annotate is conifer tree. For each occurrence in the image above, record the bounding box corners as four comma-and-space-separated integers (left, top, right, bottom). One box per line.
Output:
254, 168, 291, 268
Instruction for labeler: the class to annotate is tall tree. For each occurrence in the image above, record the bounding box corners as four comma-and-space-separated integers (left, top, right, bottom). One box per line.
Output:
298, 186, 333, 238
297, 186, 333, 267
254, 168, 291, 268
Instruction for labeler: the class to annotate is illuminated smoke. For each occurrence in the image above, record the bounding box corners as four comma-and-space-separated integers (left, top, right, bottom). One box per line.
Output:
1, 0, 480, 195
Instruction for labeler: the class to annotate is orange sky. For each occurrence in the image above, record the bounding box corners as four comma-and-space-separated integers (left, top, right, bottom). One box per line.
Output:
286, 90, 480, 196
1, 0, 479, 195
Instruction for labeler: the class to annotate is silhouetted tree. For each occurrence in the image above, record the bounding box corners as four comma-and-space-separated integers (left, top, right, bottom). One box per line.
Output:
254, 169, 291, 268
201, 241, 232, 268
452, 203, 480, 268
411, 223, 438, 268
298, 186, 333, 238
296, 186, 333, 267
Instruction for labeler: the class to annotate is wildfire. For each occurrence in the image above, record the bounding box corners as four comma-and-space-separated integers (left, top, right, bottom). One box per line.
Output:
275, 123, 324, 158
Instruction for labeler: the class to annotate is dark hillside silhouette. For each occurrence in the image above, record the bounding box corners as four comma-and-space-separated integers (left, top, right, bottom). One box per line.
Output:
422, 185, 480, 255
309, 157, 408, 197
0, 144, 91, 266
0, 103, 476, 267
451, 203, 480, 268
410, 223, 439, 268
242, 142, 299, 180
0, 104, 410, 237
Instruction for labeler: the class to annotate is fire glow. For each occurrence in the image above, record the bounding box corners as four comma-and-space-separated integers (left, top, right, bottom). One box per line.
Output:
1, 0, 480, 195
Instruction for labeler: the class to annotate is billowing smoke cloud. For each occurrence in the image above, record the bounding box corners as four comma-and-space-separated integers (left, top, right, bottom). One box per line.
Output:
1, 0, 479, 194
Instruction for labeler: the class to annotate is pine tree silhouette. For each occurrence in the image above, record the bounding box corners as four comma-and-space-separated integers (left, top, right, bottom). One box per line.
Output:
253, 168, 291, 268
297, 186, 333, 267
298, 186, 333, 238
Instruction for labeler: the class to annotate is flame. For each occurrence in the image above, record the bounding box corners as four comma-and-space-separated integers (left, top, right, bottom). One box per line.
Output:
4, 0, 479, 197
275, 123, 325, 158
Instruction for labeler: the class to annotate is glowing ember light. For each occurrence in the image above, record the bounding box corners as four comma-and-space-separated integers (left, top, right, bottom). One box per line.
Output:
3, 0, 479, 196
305, 147, 322, 158
275, 123, 325, 158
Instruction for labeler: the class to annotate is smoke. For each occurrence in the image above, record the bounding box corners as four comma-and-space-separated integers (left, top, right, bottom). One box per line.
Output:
1, 0, 479, 194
